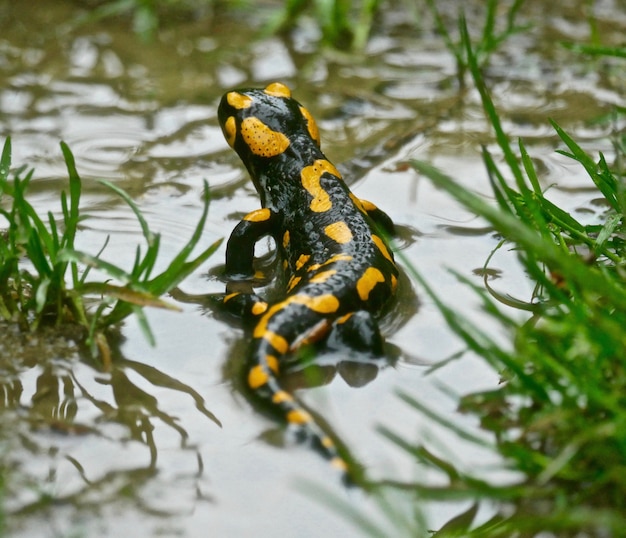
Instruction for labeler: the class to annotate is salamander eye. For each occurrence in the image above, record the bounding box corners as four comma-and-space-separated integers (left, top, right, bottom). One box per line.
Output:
299, 106, 321, 147
264, 82, 292, 98
223, 116, 237, 148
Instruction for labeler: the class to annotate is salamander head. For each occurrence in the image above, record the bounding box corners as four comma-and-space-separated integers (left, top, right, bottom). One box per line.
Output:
218, 83, 322, 199
218, 82, 320, 156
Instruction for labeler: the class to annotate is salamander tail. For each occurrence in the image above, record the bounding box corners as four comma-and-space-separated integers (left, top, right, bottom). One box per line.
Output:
246, 353, 350, 477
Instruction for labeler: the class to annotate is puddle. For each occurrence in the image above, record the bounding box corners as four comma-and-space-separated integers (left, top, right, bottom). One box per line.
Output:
1, 1, 624, 536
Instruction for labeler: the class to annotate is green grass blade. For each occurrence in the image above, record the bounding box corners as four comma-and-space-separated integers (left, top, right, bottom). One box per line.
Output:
133, 232, 161, 281
79, 235, 110, 285
146, 181, 214, 294
47, 211, 61, 255
99, 179, 155, 246
34, 276, 51, 314
26, 229, 53, 277
410, 159, 626, 308
80, 282, 181, 311
535, 195, 586, 234
148, 237, 223, 295
59, 141, 82, 248
562, 43, 626, 59
425, 0, 463, 66
519, 139, 542, 194
17, 201, 55, 258
598, 153, 623, 213
132, 304, 156, 346
0, 137, 11, 185
397, 391, 492, 447
102, 237, 222, 328
594, 213, 621, 254
481, 147, 515, 213
460, 16, 524, 189
58, 248, 133, 285
550, 120, 620, 211
480, 0, 498, 54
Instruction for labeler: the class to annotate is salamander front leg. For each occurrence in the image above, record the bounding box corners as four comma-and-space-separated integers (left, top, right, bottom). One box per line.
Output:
225, 208, 279, 279
220, 284, 268, 326
219, 207, 278, 322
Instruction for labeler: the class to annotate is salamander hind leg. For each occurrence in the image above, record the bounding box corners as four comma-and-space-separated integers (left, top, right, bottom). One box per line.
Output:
205, 280, 270, 327
222, 289, 268, 320
327, 310, 385, 357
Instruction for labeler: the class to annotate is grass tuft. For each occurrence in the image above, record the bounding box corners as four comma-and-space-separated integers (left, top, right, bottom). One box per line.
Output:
319, 14, 626, 537
0, 138, 221, 366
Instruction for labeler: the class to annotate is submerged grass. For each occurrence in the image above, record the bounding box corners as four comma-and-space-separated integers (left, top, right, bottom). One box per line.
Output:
0, 138, 221, 366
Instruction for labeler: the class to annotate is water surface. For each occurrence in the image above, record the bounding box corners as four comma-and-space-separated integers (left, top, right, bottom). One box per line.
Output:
1, 1, 624, 536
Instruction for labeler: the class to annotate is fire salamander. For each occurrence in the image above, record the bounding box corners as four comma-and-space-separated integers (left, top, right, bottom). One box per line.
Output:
217, 82, 398, 475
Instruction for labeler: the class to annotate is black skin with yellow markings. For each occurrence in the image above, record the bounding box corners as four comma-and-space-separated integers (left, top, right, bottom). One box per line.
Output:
217, 82, 398, 476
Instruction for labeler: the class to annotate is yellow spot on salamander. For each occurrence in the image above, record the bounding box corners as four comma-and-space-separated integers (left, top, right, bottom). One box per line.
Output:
265, 354, 279, 373
223, 292, 239, 303
244, 208, 271, 222
264, 82, 291, 98
295, 253, 310, 271
324, 221, 353, 244
307, 253, 353, 272
350, 193, 378, 215
331, 457, 348, 471
357, 267, 385, 301
390, 274, 398, 293
241, 117, 290, 158
253, 293, 339, 345
360, 199, 377, 212
336, 312, 353, 324
301, 159, 342, 212
282, 230, 290, 249
254, 305, 284, 339
309, 270, 336, 284
248, 355, 280, 389
223, 116, 236, 147
290, 319, 331, 348
248, 365, 268, 389
287, 275, 301, 292
348, 193, 364, 212
372, 234, 394, 263
262, 331, 289, 354
287, 409, 312, 425
272, 390, 294, 404
226, 91, 253, 110
251, 301, 268, 316
299, 106, 320, 146
293, 293, 340, 314
321, 436, 335, 449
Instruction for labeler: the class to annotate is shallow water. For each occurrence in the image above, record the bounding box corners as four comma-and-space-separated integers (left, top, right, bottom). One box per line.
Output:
1, 1, 624, 536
